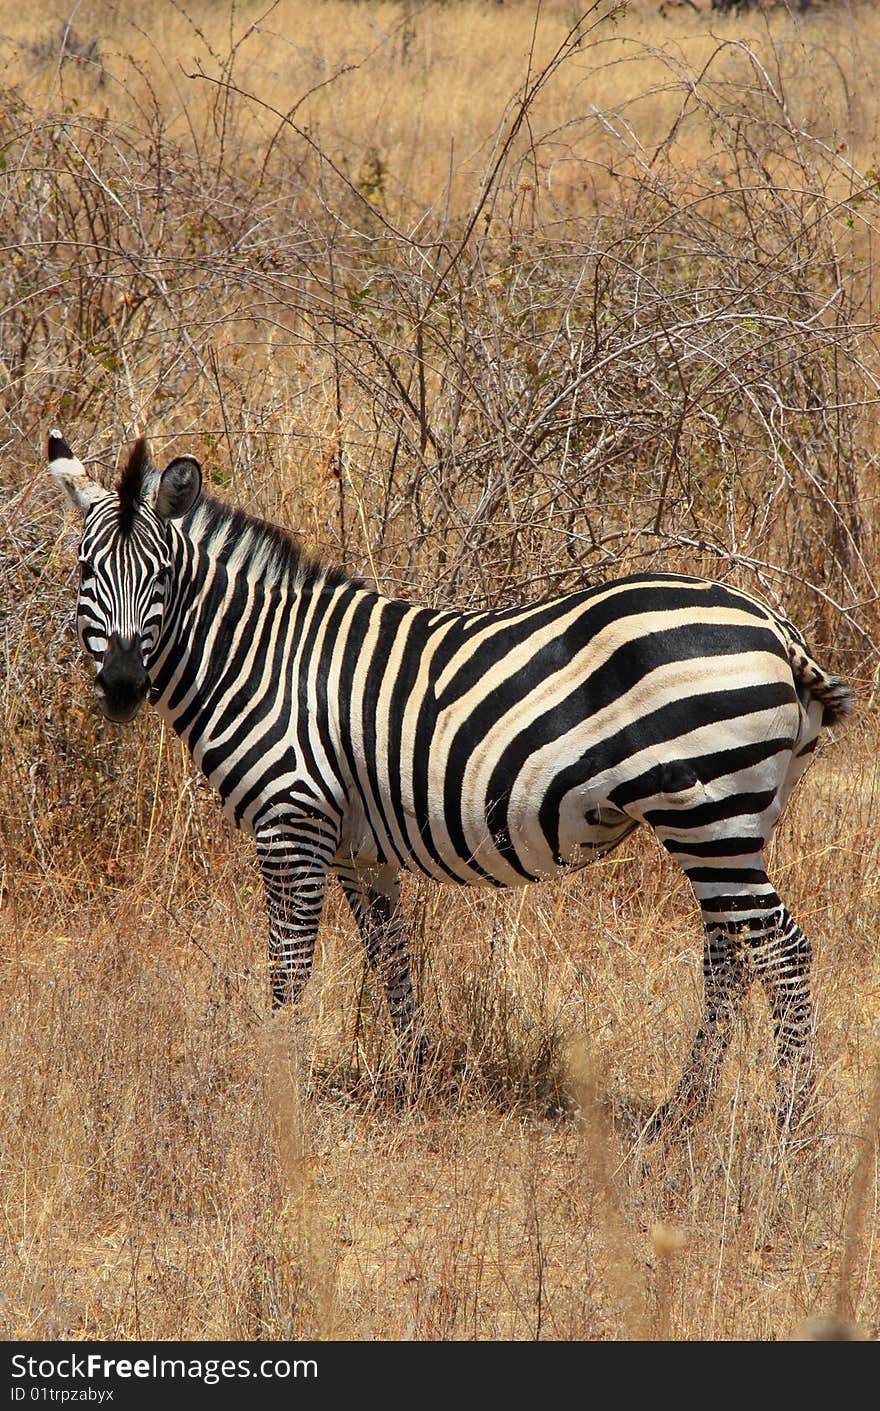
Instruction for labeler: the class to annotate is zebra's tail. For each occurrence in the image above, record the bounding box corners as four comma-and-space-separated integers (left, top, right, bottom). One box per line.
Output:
787, 635, 854, 727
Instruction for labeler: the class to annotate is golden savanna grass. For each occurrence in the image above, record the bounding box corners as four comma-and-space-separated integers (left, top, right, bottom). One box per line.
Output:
2, 0, 879, 1340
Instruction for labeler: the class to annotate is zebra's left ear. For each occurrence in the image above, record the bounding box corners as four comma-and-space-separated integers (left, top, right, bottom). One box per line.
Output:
48, 429, 104, 517
150, 455, 203, 520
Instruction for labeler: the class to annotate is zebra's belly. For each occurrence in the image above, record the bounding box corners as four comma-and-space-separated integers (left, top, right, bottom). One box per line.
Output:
339, 787, 639, 887
480, 795, 640, 883
551, 804, 639, 870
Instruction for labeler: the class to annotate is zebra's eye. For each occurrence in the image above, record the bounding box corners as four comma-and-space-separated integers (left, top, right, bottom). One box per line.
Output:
79, 559, 94, 583
156, 565, 171, 587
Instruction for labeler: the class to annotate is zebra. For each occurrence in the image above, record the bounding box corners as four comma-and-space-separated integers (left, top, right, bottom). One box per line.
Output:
48, 429, 853, 1135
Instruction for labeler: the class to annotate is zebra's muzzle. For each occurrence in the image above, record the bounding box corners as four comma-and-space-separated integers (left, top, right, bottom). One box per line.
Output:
94, 633, 151, 723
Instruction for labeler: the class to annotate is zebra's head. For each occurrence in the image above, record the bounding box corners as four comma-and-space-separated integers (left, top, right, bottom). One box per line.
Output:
49, 431, 202, 723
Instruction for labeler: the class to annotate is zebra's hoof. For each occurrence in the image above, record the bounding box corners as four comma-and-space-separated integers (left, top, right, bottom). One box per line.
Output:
773, 1069, 815, 1137
639, 1093, 706, 1144
640, 1102, 675, 1143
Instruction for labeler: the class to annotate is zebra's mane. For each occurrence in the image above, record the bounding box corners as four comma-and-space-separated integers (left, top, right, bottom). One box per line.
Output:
116, 436, 150, 535
184, 492, 355, 594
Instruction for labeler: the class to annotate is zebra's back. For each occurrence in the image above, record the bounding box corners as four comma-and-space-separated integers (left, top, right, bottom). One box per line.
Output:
333, 572, 843, 888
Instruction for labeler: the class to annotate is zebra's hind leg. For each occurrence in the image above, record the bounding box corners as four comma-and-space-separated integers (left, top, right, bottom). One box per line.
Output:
651, 839, 816, 1138
644, 923, 749, 1139
750, 907, 815, 1132
337, 864, 428, 1080
255, 813, 338, 1009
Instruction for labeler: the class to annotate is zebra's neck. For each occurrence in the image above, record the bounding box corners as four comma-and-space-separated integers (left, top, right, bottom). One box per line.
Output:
147, 494, 366, 751
181, 492, 350, 597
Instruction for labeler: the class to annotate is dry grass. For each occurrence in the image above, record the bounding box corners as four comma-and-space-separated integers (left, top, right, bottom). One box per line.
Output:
2, 0, 879, 1340
1, 735, 878, 1340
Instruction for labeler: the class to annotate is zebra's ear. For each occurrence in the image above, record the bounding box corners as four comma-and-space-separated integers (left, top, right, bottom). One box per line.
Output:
151, 455, 203, 520
47, 429, 104, 517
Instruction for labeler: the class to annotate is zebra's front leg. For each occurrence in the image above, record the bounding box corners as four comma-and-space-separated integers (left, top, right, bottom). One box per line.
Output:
337, 863, 428, 1076
256, 816, 337, 1010
646, 924, 749, 1138
750, 907, 815, 1133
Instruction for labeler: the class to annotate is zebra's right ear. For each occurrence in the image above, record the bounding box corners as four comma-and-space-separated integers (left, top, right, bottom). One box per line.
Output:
152, 455, 203, 520
48, 429, 104, 517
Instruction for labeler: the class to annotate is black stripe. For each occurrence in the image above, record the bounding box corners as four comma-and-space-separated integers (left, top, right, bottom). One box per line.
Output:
644, 788, 779, 830
288, 583, 350, 809
331, 594, 393, 862
662, 834, 766, 857
382, 606, 437, 861
685, 866, 769, 885
359, 597, 413, 854
697, 892, 782, 914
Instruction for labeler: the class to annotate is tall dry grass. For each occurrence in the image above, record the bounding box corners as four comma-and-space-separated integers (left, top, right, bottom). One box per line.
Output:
1, 0, 879, 1339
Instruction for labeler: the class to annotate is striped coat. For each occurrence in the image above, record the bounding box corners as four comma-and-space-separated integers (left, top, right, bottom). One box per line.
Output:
50, 431, 852, 1135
